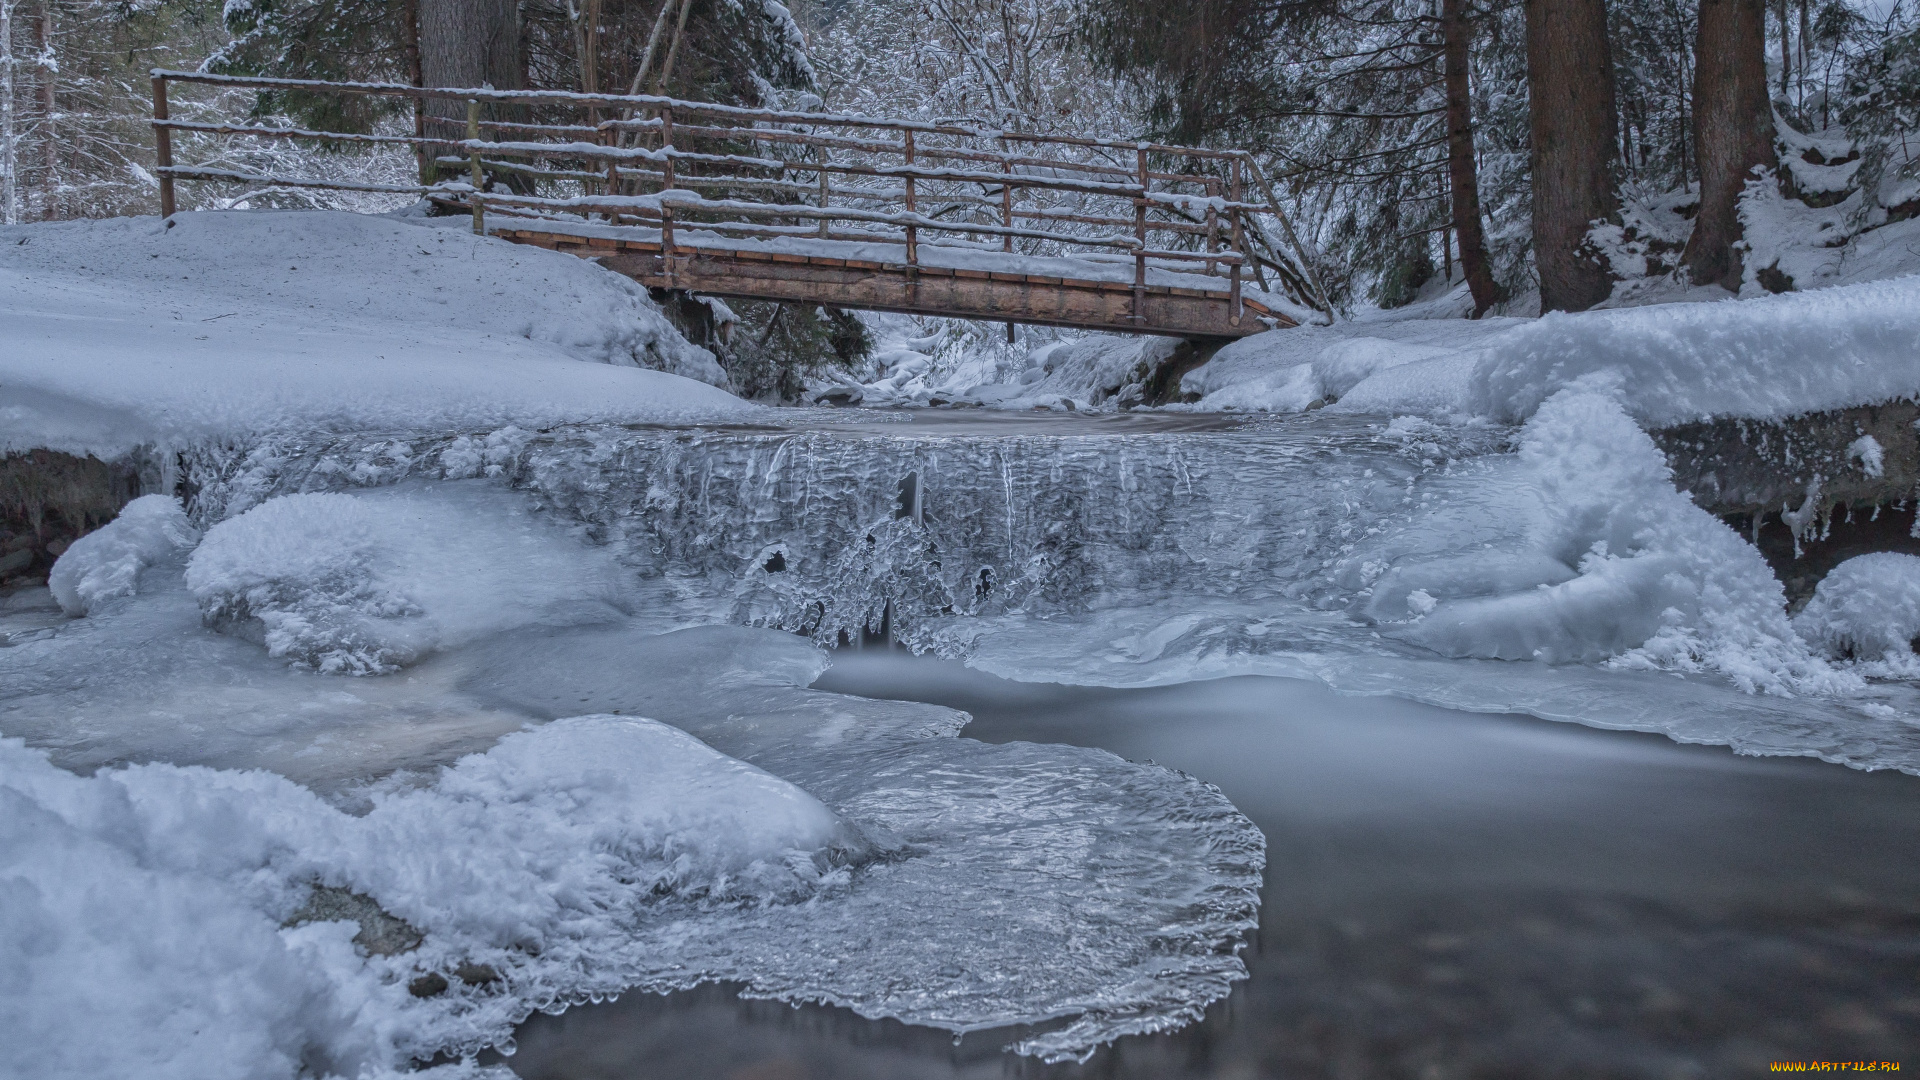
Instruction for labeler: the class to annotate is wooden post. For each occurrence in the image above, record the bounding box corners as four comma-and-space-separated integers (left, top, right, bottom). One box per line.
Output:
152, 76, 175, 218
602, 125, 620, 223
1001, 139, 1014, 343
999, 138, 1013, 254
659, 105, 675, 278
1205, 177, 1220, 276
466, 99, 484, 235
1227, 156, 1245, 268
659, 105, 675, 190
902, 130, 917, 269
1132, 146, 1148, 324
817, 150, 830, 239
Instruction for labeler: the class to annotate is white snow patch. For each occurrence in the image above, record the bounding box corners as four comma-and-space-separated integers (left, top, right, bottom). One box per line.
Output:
185, 484, 629, 674
0, 715, 848, 1080
47, 495, 200, 616
1469, 274, 1920, 426
0, 212, 751, 458
1848, 434, 1886, 478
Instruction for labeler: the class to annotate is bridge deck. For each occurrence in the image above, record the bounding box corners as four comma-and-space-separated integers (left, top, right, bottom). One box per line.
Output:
491, 219, 1293, 338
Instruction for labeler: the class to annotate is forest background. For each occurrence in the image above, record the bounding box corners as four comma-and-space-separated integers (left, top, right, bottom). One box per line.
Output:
4, 0, 1919, 391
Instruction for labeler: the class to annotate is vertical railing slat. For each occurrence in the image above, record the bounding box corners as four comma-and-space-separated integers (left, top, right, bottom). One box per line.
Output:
153, 76, 174, 218
466, 99, 484, 235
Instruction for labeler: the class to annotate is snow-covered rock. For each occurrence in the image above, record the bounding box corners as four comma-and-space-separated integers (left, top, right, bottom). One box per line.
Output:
185, 484, 629, 674
47, 495, 199, 616
1794, 553, 1920, 672
0, 714, 852, 1080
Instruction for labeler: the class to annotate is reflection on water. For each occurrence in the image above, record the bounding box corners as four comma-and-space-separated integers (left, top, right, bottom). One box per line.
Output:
504, 656, 1920, 1079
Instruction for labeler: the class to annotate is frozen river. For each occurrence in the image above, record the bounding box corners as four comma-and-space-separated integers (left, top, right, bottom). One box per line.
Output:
9, 406, 1920, 1078
506, 652, 1920, 1078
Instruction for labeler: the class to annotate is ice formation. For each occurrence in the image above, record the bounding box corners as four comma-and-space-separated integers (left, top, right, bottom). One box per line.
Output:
1794, 553, 1920, 675
0, 715, 857, 1080
184, 485, 630, 674
47, 494, 199, 616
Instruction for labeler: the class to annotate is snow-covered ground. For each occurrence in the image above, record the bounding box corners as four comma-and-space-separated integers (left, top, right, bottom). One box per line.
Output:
0, 211, 751, 458
10, 202, 1920, 1079
848, 213, 1920, 422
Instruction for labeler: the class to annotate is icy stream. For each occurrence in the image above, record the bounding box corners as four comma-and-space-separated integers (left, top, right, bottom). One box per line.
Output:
7, 407, 1920, 1078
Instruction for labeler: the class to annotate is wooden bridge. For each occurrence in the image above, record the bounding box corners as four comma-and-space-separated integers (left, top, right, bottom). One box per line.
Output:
149, 71, 1327, 340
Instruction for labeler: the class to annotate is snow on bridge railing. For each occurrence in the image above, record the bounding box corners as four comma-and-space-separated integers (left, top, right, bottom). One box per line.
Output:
148, 69, 1331, 318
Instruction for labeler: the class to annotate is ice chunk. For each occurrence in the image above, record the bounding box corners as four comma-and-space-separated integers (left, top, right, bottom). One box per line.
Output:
1794, 553, 1920, 670
47, 494, 199, 616
185, 484, 629, 674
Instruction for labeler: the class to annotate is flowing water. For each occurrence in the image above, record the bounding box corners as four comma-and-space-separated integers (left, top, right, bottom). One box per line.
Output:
503, 653, 1920, 1079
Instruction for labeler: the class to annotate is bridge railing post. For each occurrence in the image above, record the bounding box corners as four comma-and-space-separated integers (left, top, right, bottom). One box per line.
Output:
902, 129, 917, 270
817, 148, 830, 239
152, 75, 175, 218
659, 105, 676, 281
1131, 145, 1148, 324
466, 98, 484, 236
1001, 137, 1014, 344
1205, 176, 1220, 277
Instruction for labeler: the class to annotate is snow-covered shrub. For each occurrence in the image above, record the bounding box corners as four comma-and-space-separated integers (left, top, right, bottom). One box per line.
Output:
185, 487, 628, 674
1793, 553, 1920, 672
0, 715, 855, 1079
47, 495, 200, 616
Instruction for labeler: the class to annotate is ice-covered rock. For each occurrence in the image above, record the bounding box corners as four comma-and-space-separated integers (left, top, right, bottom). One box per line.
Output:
0, 714, 853, 1080
185, 485, 628, 674
1794, 553, 1920, 671
47, 494, 199, 616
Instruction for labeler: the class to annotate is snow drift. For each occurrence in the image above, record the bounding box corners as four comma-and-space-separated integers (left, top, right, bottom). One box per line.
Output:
0, 211, 752, 458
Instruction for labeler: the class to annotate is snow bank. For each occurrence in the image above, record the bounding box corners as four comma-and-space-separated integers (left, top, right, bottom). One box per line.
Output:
1794, 553, 1920, 674
0, 716, 851, 1080
0, 212, 752, 457
185, 484, 630, 674
1469, 274, 1920, 426
1178, 319, 1508, 415
47, 495, 199, 616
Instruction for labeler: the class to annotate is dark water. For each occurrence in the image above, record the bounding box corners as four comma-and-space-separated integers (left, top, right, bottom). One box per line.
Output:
504, 656, 1920, 1079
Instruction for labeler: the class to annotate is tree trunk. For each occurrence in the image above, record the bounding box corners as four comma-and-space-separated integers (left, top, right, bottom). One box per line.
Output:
36, 0, 51, 219
1683, 0, 1775, 290
1775, 0, 1790, 98
418, 0, 524, 127
1, 0, 17, 227
1524, 0, 1618, 313
1443, 0, 1502, 317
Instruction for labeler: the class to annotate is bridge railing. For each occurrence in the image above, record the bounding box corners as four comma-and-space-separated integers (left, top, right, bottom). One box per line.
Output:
149, 69, 1330, 316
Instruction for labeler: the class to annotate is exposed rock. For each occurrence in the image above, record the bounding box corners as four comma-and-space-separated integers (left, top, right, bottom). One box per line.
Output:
283, 884, 424, 957
408, 973, 450, 998
0, 449, 149, 587
1655, 401, 1920, 608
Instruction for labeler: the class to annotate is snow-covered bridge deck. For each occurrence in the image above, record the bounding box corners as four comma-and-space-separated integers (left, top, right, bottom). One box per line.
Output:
149, 70, 1328, 339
